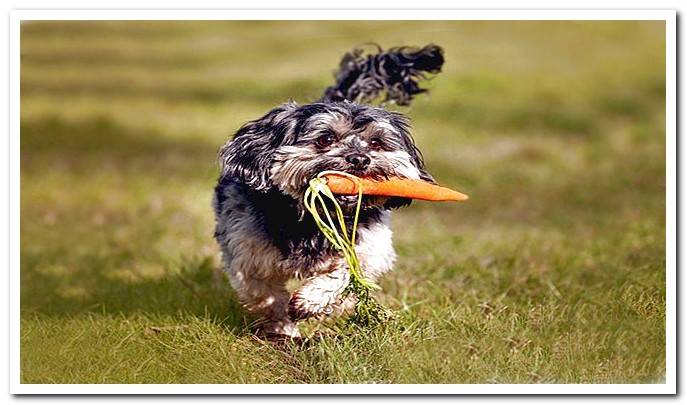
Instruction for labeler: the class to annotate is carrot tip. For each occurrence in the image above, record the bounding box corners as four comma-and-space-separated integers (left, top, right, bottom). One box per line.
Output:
323, 173, 469, 202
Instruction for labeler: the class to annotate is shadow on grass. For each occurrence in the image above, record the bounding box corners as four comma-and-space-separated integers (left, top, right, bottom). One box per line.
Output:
21, 253, 252, 334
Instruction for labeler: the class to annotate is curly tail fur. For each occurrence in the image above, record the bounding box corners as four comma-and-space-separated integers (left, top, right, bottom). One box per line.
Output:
320, 44, 444, 106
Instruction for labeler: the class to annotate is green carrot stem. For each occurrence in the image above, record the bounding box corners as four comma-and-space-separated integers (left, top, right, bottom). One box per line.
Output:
303, 172, 389, 326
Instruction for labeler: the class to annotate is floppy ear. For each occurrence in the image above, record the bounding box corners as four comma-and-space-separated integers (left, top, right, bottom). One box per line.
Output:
408, 144, 436, 184
382, 144, 435, 209
382, 113, 434, 211
218, 103, 297, 191
388, 112, 436, 184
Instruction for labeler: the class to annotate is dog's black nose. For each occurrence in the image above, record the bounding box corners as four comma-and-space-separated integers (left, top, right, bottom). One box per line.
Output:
345, 153, 371, 169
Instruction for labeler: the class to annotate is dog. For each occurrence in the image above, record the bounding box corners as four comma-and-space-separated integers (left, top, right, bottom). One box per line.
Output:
213, 44, 444, 339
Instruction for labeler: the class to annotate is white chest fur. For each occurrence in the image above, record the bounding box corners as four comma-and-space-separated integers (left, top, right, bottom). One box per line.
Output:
355, 210, 396, 280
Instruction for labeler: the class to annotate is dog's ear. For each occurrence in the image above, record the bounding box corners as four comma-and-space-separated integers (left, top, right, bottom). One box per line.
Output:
383, 138, 435, 210
218, 103, 297, 191
408, 144, 435, 184
388, 112, 436, 184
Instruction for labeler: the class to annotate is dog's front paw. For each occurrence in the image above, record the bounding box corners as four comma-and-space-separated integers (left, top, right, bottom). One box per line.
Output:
258, 319, 301, 340
288, 268, 349, 321
288, 291, 333, 321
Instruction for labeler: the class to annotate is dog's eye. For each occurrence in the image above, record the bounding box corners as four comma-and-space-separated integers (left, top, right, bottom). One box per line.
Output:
316, 134, 336, 148
369, 137, 383, 150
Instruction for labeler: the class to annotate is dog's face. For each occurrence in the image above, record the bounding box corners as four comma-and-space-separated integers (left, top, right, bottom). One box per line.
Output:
220, 101, 434, 210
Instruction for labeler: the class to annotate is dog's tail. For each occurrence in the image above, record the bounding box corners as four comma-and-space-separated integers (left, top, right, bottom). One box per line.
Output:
320, 43, 444, 106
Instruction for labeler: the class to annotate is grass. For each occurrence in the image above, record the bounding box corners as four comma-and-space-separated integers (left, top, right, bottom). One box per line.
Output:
20, 20, 666, 384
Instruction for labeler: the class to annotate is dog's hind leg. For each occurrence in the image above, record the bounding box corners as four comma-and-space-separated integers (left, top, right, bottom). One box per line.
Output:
288, 265, 350, 321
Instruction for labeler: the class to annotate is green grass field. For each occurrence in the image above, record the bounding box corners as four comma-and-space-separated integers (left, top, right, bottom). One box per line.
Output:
20, 21, 666, 384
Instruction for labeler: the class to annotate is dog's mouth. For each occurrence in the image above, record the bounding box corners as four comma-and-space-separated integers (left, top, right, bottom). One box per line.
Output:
310, 169, 393, 211
335, 194, 359, 204
334, 193, 389, 212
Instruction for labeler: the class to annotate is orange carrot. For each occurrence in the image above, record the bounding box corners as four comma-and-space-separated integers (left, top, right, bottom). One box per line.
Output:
324, 173, 469, 202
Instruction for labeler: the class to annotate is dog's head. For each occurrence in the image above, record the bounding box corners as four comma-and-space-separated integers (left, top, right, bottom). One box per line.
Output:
219, 101, 434, 210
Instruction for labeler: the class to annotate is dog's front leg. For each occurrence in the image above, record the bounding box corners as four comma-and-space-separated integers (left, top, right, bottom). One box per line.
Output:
288, 264, 350, 321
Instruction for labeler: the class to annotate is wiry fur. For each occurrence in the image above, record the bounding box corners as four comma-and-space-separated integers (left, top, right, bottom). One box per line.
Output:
213, 44, 444, 339
322, 44, 444, 106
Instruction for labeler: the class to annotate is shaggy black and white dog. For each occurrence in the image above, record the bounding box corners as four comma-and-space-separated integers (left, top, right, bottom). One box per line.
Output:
214, 44, 444, 339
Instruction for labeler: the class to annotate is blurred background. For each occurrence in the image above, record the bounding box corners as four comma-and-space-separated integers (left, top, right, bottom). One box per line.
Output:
20, 21, 666, 383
